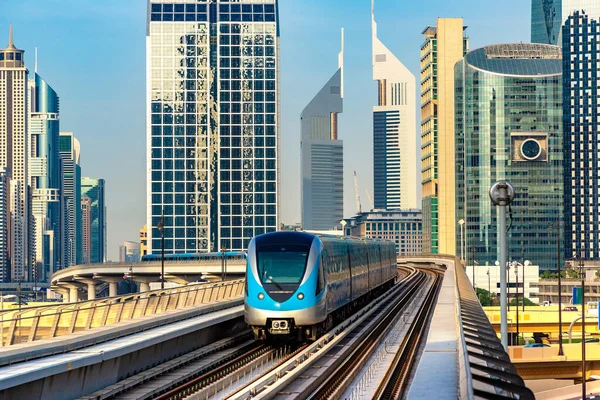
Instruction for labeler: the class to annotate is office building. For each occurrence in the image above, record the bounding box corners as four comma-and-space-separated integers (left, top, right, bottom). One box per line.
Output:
0, 169, 8, 281
420, 19, 468, 255
0, 25, 29, 281
372, 1, 418, 211
59, 132, 81, 267
9, 178, 24, 281
531, 0, 600, 46
301, 30, 344, 231
140, 224, 147, 258
81, 178, 105, 264
29, 71, 62, 280
343, 209, 422, 255
455, 43, 563, 271
81, 196, 91, 264
562, 11, 600, 260
146, 1, 280, 254
119, 241, 141, 262
465, 262, 540, 303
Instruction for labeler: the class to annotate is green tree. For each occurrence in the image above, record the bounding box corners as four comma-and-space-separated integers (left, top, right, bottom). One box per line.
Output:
595, 270, 600, 279
476, 288, 493, 306
510, 297, 537, 306
567, 268, 580, 279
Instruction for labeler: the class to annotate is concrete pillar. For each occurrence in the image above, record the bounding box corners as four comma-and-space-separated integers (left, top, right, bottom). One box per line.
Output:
69, 287, 79, 303
87, 283, 96, 300
140, 282, 150, 292
109, 282, 118, 297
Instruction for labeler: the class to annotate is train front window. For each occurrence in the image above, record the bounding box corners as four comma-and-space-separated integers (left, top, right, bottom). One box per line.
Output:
257, 244, 309, 285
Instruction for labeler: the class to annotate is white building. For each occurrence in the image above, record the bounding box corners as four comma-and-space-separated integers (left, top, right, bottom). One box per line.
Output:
465, 263, 540, 304
372, 1, 418, 210
301, 30, 344, 231
146, 1, 280, 253
0, 25, 30, 281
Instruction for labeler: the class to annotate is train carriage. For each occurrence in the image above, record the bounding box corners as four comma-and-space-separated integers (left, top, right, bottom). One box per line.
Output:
245, 231, 396, 340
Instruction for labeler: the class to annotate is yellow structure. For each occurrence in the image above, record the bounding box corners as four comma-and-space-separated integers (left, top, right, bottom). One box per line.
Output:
420, 19, 468, 255
140, 224, 147, 258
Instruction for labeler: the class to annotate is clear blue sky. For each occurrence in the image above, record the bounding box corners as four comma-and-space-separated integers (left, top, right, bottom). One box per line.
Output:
0, 0, 531, 260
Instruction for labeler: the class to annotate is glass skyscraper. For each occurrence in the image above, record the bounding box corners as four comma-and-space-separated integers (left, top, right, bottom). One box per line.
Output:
532, 0, 600, 45
29, 72, 62, 280
301, 30, 343, 231
562, 11, 600, 260
59, 132, 81, 266
455, 43, 563, 271
81, 177, 105, 264
147, 0, 279, 254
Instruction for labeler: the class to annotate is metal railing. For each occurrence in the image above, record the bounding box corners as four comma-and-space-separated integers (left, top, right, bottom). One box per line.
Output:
0, 279, 244, 347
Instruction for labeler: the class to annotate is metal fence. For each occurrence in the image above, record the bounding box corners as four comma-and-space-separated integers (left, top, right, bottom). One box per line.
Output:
0, 279, 245, 347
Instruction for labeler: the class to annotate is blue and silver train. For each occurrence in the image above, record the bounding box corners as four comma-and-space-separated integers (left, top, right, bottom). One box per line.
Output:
245, 231, 397, 340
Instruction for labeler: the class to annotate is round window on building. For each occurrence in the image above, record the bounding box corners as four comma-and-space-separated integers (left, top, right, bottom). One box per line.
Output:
520, 139, 542, 160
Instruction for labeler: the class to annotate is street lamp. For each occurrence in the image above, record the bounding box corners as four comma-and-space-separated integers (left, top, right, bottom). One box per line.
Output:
221, 244, 227, 282
471, 246, 476, 290
157, 213, 165, 290
487, 267, 491, 305
549, 222, 564, 356
513, 262, 519, 343
577, 252, 586, 397
458, 219, 465, 262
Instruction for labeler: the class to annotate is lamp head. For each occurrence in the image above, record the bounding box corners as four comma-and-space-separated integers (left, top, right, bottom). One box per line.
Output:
495, 261, 500, 266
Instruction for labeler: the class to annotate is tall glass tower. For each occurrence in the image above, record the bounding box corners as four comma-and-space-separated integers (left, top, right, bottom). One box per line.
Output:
301, 30, 343, 231
81, 177, 105, 264
59, 132, 81, 266
455, 43, 563, 271
532, 0, 600, 45
372, 1, 417, 211
147, 0, 280, 254
29, 72, 62, 280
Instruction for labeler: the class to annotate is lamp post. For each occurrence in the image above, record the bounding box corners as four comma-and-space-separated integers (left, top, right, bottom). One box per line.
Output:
521, 242, 525, 313
157, 213, 165, 290
549, 222, 564, 356
471, 246, 476, 290
459, 219, 465, 263
507, 262, 511, 312
221, 244, 226, 282
578, 252, 586, 397
514, 262, 519, 344
487, 268, 491, 305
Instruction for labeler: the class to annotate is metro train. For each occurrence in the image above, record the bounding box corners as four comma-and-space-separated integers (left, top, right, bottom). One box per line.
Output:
244, 231, 397, 340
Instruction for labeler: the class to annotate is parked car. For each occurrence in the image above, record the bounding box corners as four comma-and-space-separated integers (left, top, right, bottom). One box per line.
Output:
563, 306, 578, 311
524, 343, 551, 348
585, 338, 599, 343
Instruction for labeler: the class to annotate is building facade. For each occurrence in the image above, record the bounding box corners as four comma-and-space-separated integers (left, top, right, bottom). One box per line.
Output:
0, 169, 8, 282
59, 132, 81, 267
139, 224, 147, 258
343, 209, 422, 255
146, 0, 280, 254
81, 178, 105, 264
420, 19, 468, 255
372, 1, 418, 211
455, 43, 563, 272
119, 241, 141, 262
561, 11, 600, 261
29, 72, 62, 280
0, 26, 29, 282
81, 196, 91, 264
531, 0, 600, 46
301, 30, 344, 231
465, 262, 540, 303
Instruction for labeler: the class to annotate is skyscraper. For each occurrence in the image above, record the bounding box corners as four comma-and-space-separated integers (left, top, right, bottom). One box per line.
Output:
371, 1, 417, 211
81, 178, 105, 264
301, 30, 344, 231
531, 0, 600, 46
420, 19, 468, 255
59, 132, 81, 266
0, 169, 9, 282
119, 241, 141, 262
455, 43, 563, 271
29, 71, 62, 280
147, 1, 280, 254
9, 178, 24, 281
0, 25, 29, 281
562, 11, 600, 260
81, 196, 91, 264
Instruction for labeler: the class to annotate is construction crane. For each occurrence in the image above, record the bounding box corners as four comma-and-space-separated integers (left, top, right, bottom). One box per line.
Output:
353, 171, 362, 214
365, 189, 374, 212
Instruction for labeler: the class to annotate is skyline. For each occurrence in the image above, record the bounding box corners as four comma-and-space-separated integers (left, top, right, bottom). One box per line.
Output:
0, 0, 531, 260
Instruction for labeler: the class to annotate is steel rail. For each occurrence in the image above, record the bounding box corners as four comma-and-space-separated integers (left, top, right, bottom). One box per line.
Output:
227, 266, 422, 400
372, 271, 443, 399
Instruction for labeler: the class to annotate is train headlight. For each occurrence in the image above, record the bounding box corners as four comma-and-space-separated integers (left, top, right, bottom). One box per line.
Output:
258, 292, 265, 300
297, 292, 304, 300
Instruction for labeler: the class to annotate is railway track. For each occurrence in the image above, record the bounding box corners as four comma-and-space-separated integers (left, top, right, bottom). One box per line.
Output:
81, 267, 421, 400
227, 266, 437, 400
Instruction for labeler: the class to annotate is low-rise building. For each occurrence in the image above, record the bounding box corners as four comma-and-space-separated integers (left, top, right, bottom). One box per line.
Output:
465, 262, 540, 303
343, 209, 422, 255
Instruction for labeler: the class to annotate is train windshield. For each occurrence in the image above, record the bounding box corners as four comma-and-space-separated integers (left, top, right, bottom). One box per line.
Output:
256, 243, 309, 285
